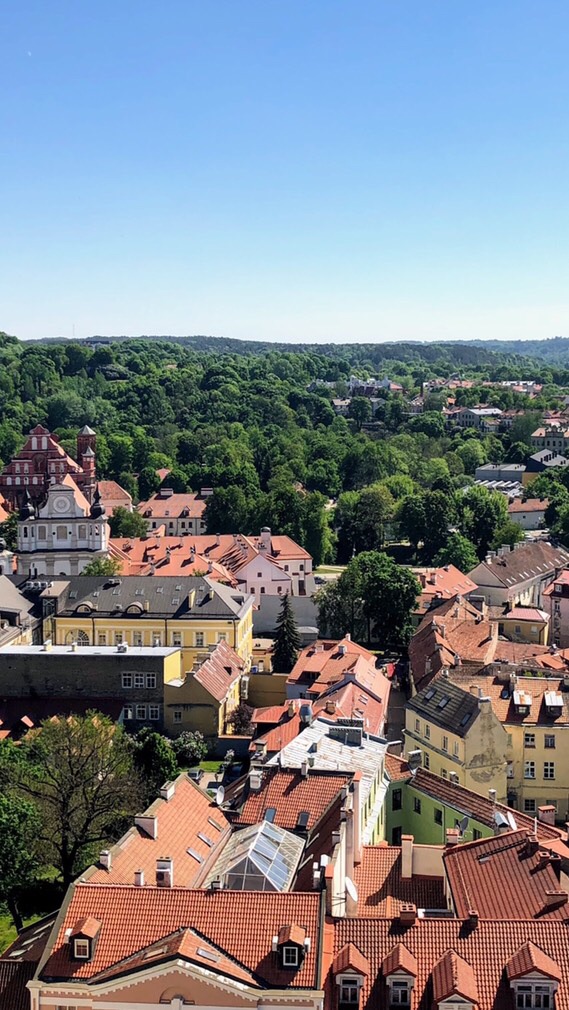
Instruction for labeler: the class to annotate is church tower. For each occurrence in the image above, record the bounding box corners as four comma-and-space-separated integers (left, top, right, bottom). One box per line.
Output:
76, 426, 97, 503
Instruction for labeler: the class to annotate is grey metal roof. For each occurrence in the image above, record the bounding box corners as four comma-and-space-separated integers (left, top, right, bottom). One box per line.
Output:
47, 575, 251, 620
407, 680, 481, 737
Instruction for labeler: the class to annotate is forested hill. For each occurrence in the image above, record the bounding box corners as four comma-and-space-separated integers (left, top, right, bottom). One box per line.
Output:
468, 336, 569, 363
34, 333, 539, 371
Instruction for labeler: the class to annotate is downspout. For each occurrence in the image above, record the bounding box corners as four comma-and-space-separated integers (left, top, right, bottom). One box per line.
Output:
315, 879, 327, 990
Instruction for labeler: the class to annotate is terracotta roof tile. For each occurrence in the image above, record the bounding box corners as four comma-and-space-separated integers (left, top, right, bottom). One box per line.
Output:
508, 498, 549, 513
506, 940, 562, 981
191, 640, 244, 702
235, 767, 352, 831
136, 491, 207, 519
382, 942, 418, 977
42, 884, 321, 987
353, 846, 446, 916
432, 949, 479, 1003
333, 942, 371, 976
278, 923, 306, 946
444, 829, 569, 920
70, 916, 101, 938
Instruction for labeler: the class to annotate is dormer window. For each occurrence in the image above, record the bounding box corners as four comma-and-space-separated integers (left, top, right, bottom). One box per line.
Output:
74, 938, 90, 959
274, 923, 307, 969
515, 984, 553, 1009
283, 945, 299, 967
340, 977, 360, 1004
506, 942, 560, 1010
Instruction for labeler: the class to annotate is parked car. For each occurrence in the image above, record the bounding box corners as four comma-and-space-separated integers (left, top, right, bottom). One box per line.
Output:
188, 767, 204, 783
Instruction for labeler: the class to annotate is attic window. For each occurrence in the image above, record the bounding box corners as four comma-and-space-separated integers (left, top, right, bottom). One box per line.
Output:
460, 712, 472, 727
425, 688, 435, 701
297, 811, 310, 830
264, 807, 277, 823
197, 832, 214, 847
437, 696, 450, 710
340, 977, 361, 1004
74, 938, 90, 959
283, 945, 299, 967
514, 984, 554, 1009
187, 847, 203, 863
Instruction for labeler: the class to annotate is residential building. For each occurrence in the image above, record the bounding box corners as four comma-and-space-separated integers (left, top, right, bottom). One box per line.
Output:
467, 540, 569, 608
409, 596, 498, 692
0, 642, 181, 734
405, 679, 509, 801
136, 487, 208, 535
497, 606, 549, 644
16, 478, 109, 577
164, 639, 246, 740
411, 565, 478, 625
384, 752, 564, 847
508, 497, 549, 530
0, 423, 97, 508
449, 671, 569, 817
544, 570, 569, 647
524, 449, 569, 485
35, 573, 254, 667
531, 424, 569, 454
97, 479, 133, 514
455, 406, 502, 429
111, 526, 314, 597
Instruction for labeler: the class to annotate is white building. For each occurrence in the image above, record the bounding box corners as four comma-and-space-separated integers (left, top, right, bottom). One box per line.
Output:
16, 476, 109, 577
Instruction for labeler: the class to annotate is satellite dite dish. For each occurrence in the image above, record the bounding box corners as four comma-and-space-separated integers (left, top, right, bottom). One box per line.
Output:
215, 785, 225, 806
506, 811, 518, 831
458, 816, 469, 835
345, 877, 358, 903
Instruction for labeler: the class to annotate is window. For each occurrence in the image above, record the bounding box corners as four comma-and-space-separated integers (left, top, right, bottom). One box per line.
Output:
515, 984, 553, 1009
524, 799, 537, 813
121, 672, 133, 689
37, 525, 46, 539
78, 524, 86, 538
146, 673, 156, 689
152, 634, 162, 647
195, 632, 204, 648
283, 945, 299, 967
413, 797, 421, 814
544, 761, 555, 780
414, 718, 420, 733
149, 704, 160, 721
442, 735, 448, 752
123, 705, 133, 721
392, 789, 402, 811
133, 672, 144, 689
524, 732, 536, 748
473, 829, 482, 840
133, 632, 143, 646
524, 761, 536, 779
98, 633, 107, 646
453, 741, 459, 757
441, 768, 448, 779
172, 632, 182, 647
22, 526, 28, 538
217, 632, 227, 643
424, 753, 430, 769
173, 709, 182, 723
391, 980, 410, 1005
56, 525, 67, 540
74, 938, 90, 959
425, 724, 430, 739
114, 633, 123, 645
136, 704, 146, 719
340, 978, 360, 1004
434, 808, 443, 825
545, 734, 556, 749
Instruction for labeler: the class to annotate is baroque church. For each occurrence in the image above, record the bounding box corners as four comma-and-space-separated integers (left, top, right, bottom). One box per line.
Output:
0, 423, 97, 508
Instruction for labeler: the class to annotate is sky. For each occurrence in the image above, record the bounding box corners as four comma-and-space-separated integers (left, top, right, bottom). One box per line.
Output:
2, 1, 569, 344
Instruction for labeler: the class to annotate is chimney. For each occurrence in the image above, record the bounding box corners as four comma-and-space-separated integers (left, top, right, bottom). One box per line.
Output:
488, 789, 497, 806
538, 805, 556, 826
300, 759, 309, 778
538, 850, 550, 869
134, 868, 144, 886
324, 863, 334, 916
550, 853, 562, 881
526, 833, 539, 856
544, 890, 569, 910
160, 781, 176, 801
99, 849, 111, 870
468, 909, 479, 928
156, 857, 173, 887
446, 828, 460, 848
399, 903, 417, 925
401, 835, 413, 879
345, 633, 351, 641
249, 769, 263, 792
287, 700, 296, 718
259, 527, 271, 552
326, 699, 336, 715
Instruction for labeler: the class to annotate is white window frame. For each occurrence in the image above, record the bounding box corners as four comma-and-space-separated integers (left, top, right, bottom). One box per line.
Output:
340, 977, 360, 1004
514, 982, 555, 1009
74, 938, 90, 959
282, 945, 299, 967
390, 979, 411, 1005
146, 673, 156, 689
135, 704, 146, 719
134, 672, 144, 689
148, 704, 160, 721
524, 761, 536, 779
121, 672, 133, 689
123, 705, 134, 721
544, 761, 555, 780
133, 632, 143, 646
195, 632, 204, 648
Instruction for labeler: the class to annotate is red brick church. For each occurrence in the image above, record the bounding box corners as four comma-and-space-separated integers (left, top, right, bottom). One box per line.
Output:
0, 424, 97, 508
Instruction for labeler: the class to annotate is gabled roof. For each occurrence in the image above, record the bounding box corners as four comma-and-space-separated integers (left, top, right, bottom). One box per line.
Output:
407, 680, 481, 737
353, 845, 446, 917
136, 491, 207, 519
41, 885, 321, 987
432, 949, 479, 1003
506, 941, 562, 982
97, 480, 132, 505
333, 942, 371, 976
0, 916, 55, 1010
191, 640, 244, 703
508, 498, 549, 513
382, 942, 418, 977
278, 923, 306, 946
443, 829, 569, 920
468, 541, 569, 589
287, 639, 389, 703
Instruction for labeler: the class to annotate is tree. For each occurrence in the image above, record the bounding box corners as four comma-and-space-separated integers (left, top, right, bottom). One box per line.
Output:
271, 593, 301, 673
353, 484, 395, 551
348, 397, 372, 430
397, 494, 428, 552
433, 532, 478, 572
504, 440, 529, 464
456, 439, 486, 475
131, 729, 179, 805
81, 556, 121, 576
302, 492, 334, 567
17, 713, 142, 886
459, 485, 509, 557
205, 486, 252, 534
228, 703, 254, 735
108, 507, 148, 538
0, 511, 17, 550
138, 466, 161, 501
0, 794, 42, 931
171, 730, 208, 767
490, 519, 525, 551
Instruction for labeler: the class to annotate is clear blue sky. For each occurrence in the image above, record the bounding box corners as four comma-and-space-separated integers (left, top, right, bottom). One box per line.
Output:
3, 1, 569, 343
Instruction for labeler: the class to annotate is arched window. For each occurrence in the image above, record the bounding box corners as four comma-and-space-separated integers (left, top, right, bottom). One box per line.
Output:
32, 437, 38, 450
41, 437, 47, 449
77, 631, 90, 646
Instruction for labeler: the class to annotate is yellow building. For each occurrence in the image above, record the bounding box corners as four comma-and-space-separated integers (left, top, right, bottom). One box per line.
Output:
42, 574, 253, 671
405, 678, 509, 801
497, 607, 549, 645
164, 640, 245, 742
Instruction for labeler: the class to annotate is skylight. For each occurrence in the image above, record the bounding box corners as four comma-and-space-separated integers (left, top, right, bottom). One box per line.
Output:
437, 696, 450, 709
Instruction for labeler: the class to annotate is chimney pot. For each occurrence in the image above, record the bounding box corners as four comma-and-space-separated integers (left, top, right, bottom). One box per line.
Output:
399, 903, 417, 925
134, 868, 144, 886
99, 849, 111, 870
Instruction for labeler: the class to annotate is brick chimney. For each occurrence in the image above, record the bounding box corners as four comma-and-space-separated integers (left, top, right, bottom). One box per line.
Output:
399, 903, 417, 925
538, 805, 557, 826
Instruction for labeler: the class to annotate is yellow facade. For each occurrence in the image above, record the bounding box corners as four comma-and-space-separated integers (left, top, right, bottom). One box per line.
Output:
499, 615, 549, 645
51, 606, 253, 671
507, 721, 569, 818
405, 701, 509, 802
164, 672, 241, 740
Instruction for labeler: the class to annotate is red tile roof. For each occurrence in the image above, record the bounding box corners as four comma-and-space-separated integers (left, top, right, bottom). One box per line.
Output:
287, 639, 390, 708
249, 712, 302, 755
87, 774, 231, 888
41, 884, 322, 987
191, 640, 244, 703
278, 923, 306, 946
382, 942, 418, 977
333, 942, 371, 976
70, 916, 101, 938
508, 498, 549, 513
448, 673, 569, 726
235, 767, 352, 831
432, 949, 479, 1003
443, 829, 569, 920
97, 480, 132, 506
353, 846, 446, 917
137, 491, 207, 519
506, 940, 562, 981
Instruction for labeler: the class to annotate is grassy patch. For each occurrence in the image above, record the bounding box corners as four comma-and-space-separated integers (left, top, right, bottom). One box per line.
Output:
199, 760, 222, 773
0, 913, 42, 954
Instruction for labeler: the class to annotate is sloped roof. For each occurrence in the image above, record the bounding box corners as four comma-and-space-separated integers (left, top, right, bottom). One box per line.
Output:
508, 498, 549, 513
382, 942, 418, 977
432, 949, 479, 1003
468, 541, 569, 589
333, 942, 371, 976
443, 830, 569, 920
191, 640, 244, 702
353, 845, 446, 917
407, 680, 481, 737
506, 941, 562, 982
235, 766, 352, 831
136, 491, 207, 519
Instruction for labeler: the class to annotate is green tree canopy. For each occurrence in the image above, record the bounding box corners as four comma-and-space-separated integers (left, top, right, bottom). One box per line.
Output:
271, 593, 301, 673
